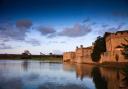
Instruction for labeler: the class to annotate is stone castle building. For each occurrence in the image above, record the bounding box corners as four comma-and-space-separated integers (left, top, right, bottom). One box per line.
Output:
63, 30, 128, 64
100, 30, 128, 63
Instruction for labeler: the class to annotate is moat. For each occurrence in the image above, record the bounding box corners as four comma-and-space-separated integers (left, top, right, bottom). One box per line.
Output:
0, 60, 128, 89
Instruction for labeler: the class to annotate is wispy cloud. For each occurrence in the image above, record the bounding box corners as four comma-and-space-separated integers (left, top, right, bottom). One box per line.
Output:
0, 43, 13, 49
58, 23, 92, 37
98, 22, 126, 35
48, 41, 66, 44
25, 39, 41, 46
82, 17, 90, 23
52, 50, 63, 55
37, 25, 56, 36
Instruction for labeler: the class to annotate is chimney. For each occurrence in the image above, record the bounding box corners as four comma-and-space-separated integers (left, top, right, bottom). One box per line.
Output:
80, 45, 83, 48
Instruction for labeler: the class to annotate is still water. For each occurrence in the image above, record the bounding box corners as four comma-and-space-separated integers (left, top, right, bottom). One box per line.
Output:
0, 60, 128, 89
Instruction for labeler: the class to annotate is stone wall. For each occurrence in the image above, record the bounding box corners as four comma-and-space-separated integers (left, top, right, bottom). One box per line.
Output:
100, 49, 128, 63
63, 52, 75, 62
101, 31, 128, 63
75, 46, 94, 63
105, 31, 128, 51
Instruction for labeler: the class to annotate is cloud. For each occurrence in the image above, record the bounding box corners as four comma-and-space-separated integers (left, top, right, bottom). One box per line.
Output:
52, 50, 63, 55
58, 23, 92, 37
37, 26, 56, 36
0, 19, 32, 41
0, 43, 13, 49
82, 17, 90, 23
99, 23, 126, 35
48, 41, 66, 44
16, 19, 32, 29
25, 39, 41, 46
102, 24, 109, 28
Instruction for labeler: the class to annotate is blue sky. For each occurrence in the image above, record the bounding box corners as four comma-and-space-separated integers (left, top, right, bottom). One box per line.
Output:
0, 0, 128, 54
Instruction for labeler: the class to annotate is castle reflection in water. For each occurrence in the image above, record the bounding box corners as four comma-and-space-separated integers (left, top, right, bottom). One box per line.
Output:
63, 62, 128, 89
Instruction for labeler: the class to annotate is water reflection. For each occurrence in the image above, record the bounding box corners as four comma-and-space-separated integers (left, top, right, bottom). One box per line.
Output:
75, 64, 94, 80
0, 60, 128, 89
22, 60, 29, 71
63, 63, 128, 89
91, 67, 108, 89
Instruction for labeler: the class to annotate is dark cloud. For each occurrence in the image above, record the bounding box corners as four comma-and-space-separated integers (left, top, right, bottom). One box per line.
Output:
25, 39, 41, 46
58, 23, 92, 37
0, 43, 13, 49
37, 26, 56, 36
16, 19, 32, 29
0, 19, 32, 41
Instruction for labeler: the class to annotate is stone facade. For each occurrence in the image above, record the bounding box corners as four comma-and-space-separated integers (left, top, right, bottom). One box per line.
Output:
75, 45, 94, 63
101, 30, 128, 63
63, 45, 93, 63
63, 52, 75, 62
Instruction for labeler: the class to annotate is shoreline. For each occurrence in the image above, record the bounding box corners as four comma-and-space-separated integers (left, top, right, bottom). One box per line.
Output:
63, 61, 128, 68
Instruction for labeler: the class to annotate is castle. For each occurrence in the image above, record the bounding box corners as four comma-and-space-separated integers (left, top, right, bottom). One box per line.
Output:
63, 30, 128, 63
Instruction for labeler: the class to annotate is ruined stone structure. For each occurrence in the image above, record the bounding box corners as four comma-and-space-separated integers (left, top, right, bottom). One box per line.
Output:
101, 30, 128, 63
63, 30, 128, 64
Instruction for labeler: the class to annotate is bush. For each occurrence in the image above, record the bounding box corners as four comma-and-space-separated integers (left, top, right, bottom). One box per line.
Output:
91, 36, 106, 62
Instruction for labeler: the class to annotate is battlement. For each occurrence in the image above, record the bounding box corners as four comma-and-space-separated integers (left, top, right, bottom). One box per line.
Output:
105, 30, 128, 41
76, 45, 92, 50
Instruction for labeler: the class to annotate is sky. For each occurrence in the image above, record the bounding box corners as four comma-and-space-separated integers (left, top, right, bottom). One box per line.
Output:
0, 0, 128, 55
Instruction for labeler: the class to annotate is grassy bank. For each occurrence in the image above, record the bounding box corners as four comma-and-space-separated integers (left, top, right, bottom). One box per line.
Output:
0, 54, 63, 62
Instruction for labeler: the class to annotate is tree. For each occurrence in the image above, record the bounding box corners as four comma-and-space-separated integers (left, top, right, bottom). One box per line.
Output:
49, 52, 53, 55
121, 39, 128, 59
21, 50, 31, 59
91, 36, 106, 62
